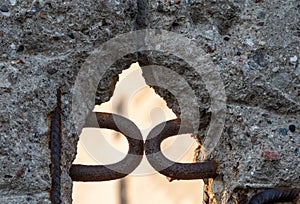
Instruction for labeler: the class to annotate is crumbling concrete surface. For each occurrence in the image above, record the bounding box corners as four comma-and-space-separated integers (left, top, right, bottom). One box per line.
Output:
0, 0, 299, 203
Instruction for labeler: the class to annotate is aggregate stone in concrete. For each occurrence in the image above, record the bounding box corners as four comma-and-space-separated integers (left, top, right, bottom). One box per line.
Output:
0, 0, 137, 203
0, 0, 299, 203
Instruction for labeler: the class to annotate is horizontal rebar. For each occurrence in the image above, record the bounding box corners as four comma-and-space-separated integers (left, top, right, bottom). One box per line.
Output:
248, 188, 300, 204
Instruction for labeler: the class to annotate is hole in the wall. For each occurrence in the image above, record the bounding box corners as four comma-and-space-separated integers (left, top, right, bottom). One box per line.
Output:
74, 128, 129, 165
161, 134, 198, 162
72, 62, 204, 204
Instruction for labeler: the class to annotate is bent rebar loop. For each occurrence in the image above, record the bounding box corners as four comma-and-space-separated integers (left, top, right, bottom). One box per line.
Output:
70, 112, 144, 181
145, 118, 218, 180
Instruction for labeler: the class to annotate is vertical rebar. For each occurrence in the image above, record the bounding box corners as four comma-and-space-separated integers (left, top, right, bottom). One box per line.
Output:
50, 89, 62, 204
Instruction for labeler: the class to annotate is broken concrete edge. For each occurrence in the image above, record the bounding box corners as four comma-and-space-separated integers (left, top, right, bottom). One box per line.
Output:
68, 49, 300, 203
0, 0, 299, 203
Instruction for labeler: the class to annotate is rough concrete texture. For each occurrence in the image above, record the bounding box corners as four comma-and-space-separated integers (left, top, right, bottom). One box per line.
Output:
0, 0, 299, 203
0, 0, 137, 203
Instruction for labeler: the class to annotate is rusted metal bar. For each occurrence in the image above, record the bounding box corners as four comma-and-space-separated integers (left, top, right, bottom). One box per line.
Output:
50, 89, 62, 204
248, 188, 300, 204
70, 112, 144, 181
145, 119, 218, 180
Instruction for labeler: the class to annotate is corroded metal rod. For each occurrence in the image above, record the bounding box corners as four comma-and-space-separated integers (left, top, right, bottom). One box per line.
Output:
248, 188, 300, 204
50, 89, 62, 204
70, 112, 144, 181
145, 119, 218, 180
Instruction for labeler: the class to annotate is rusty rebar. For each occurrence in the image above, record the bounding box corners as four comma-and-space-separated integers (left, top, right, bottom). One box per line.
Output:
248, 188, 300, 204
145, 119, 218, 180
50, 89, 62, 204
70, 112, 144, 181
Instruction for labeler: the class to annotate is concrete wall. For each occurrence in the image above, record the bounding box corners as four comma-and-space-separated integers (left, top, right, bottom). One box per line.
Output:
0, 0, 299, 203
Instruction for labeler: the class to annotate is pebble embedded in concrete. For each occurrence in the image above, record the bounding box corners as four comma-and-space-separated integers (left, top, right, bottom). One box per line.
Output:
0, 4, 9, 12
0, 0, 299, 203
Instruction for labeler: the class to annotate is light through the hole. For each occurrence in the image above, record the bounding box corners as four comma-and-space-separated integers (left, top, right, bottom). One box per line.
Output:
72, 63, 204, 204
161, 134, 198, 162
74, 128, 129, 165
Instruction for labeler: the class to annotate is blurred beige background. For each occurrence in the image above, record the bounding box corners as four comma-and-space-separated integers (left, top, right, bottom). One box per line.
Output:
72, 63, 204, 204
